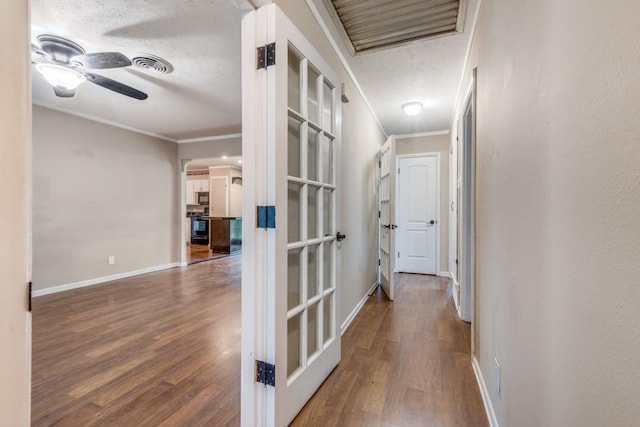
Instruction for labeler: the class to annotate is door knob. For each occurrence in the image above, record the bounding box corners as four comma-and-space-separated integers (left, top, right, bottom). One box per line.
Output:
429, 220, 435, 225
336, 232, 346, 241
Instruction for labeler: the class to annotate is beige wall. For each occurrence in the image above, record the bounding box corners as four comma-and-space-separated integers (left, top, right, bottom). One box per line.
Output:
396, 134, 449, 273
0, 0, 31, 424
33, 106, 180, 291
276, 0, 386, 325
178, 137, 242, 163
451, 0, 640, 425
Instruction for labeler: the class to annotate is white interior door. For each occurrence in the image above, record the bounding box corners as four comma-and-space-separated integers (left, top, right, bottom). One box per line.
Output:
242, 4, 342, 425
210, 176, 229, 217
396, 155, 439, 275
379, 136, 396, 300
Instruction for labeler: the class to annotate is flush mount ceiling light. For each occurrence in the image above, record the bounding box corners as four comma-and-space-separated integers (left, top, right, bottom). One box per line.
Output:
35, 63, 86, 90
402, 102, 423, 117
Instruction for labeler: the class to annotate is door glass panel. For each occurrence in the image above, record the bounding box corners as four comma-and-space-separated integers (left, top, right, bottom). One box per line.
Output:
323, 81, 333, 132
308, 185, 319, 239
288, 248, 302, 310
288, 48, 301, 113
323, 294, 333, 344
321, 136, 333, 185
307, 244, 319, 299
288, 314, 302, 377
288, 117, 302, 178
323, 188, 332, 236
308, 65, 320, 124
323, 241, 332, 291
288, 181, 302, 243
308, 126, 319, 182
307, 302, 320, 358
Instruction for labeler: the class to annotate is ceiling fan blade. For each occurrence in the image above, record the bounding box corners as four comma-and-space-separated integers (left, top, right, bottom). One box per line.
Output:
31, 43, 49, 59
84, 73, 148, 100
53, 87, 75, 98
72, 52, 132, 69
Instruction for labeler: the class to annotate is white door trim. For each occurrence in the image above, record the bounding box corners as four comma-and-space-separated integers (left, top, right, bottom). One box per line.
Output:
395, 152, 441, 276
459, 72, 476, 326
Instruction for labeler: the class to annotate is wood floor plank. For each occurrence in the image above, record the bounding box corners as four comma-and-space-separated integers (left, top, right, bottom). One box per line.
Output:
291, 273, 488, 427
33, 259, 486, 426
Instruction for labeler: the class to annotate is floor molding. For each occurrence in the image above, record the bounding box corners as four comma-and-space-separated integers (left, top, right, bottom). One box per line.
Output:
471, 355, 499, 427
32, 263, 182, 297
438, 271, 451, 278
341, 280, 378, 335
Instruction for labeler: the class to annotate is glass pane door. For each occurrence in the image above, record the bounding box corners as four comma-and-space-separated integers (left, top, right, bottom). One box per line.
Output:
286, 44, 337, 383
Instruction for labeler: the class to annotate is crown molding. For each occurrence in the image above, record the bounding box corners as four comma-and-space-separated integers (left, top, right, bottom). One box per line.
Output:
177, 133, 243, 144
396, 130, 449, 139
32, 101, 178, 143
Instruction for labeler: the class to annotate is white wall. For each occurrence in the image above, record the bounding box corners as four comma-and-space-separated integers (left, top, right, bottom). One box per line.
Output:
275, 0, 386, 325
396, 134, 450, 273
451, 0, 640, 425
0, 0, 31, 423
32, 106, 180, 291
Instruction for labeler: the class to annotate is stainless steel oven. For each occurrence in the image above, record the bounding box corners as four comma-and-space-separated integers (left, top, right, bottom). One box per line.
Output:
190, 217, 209, 245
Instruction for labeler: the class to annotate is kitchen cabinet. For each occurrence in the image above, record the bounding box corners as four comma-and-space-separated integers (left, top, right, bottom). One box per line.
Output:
186, 180, 196, 205
186, 178, 209, 205
194, 179, 209, 192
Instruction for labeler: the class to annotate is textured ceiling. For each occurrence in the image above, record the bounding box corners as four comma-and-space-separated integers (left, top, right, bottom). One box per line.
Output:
31, 0, 479, 141
31, 0, 243, 141
314, 0, 478, 135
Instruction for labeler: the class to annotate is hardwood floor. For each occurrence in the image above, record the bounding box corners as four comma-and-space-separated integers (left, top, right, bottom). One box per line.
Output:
291, 273, 488, 427
33, 262, 486, 426
31, 255, 242, 426
186, 243, 228, 264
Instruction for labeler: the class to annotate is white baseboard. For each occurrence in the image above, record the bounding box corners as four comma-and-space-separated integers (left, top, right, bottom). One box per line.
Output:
32, 263, 182, 297
341, 280, 378, 335
471, 355, 499, 427
438, 271, 451, 278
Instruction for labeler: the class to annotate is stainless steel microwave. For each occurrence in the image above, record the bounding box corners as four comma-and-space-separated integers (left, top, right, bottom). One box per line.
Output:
197, 192, 209, 205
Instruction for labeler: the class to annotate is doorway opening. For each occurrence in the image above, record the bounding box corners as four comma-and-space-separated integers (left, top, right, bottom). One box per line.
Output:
182, 157, 244, 265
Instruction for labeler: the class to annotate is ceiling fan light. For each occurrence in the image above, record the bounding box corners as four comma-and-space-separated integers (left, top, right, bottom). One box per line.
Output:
402, 101, 423, 116
35, 63, 86, 90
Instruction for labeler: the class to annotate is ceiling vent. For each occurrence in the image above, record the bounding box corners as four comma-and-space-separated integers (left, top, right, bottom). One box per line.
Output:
132, 54, 173, 74
325, 0, 466, 53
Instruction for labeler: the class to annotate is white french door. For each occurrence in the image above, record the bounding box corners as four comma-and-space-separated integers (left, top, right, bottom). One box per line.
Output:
379, 136, 396, 300
242, 4, 342, 426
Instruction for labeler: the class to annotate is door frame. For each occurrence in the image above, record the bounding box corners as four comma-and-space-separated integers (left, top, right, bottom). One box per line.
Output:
394, 152, 441, 276
459, 70, 477, 327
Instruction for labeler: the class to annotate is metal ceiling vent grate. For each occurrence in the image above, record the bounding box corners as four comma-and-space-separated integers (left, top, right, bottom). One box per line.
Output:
325, 0, 466, 53
132, 54, 173, 74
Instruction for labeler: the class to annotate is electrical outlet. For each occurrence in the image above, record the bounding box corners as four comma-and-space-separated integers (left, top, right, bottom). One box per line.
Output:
494, 357, 501, 395
108, 256, 115, 265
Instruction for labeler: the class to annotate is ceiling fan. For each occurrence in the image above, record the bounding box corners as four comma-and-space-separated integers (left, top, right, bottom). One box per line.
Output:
31, 34, 148, 100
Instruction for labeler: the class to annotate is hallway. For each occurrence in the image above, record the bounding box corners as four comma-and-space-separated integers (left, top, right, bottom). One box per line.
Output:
292, 274, 487, 426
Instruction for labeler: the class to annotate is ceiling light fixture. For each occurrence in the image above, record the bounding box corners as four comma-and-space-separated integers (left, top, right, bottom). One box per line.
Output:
402, 102, 423, 117
35, 63, 86, 90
